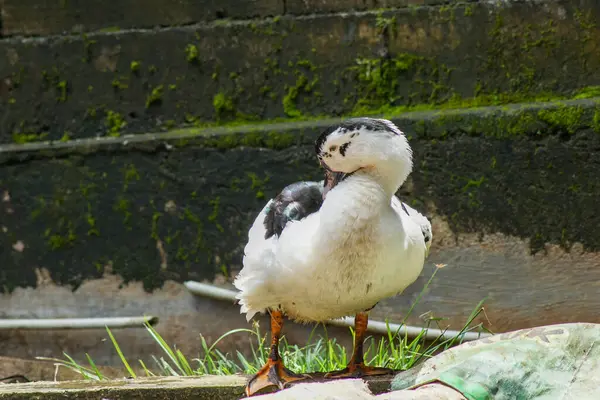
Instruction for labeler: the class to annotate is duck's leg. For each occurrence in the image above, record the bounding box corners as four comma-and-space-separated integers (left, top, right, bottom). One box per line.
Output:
325, 312, 393, 379
245, 310, 308, 396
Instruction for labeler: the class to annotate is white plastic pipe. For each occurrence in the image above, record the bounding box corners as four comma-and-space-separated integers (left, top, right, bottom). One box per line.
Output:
0, 316, 158, 330
184, 281, 491, 342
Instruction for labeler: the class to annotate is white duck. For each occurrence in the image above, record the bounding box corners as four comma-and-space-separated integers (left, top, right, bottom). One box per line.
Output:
234, 118, 432, 396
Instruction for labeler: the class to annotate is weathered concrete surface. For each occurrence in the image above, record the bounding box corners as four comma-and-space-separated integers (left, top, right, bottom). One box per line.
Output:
1, 101, 600, 365
2, 1, 600, 141
0, 0, 537, 37
0, 0, 455, 36
0, 375, 248, 400
0, 374, 395, 399
284, 0, 450, 15
0, 0, 284, 36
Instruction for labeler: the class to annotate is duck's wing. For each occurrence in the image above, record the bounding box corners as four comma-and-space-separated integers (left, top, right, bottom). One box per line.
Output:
391, 196, 432, 252
235, 180, 325, 321
263, 181, 324, 239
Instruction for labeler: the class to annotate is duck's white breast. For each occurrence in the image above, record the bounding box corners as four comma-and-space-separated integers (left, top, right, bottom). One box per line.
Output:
276, 206, 425, 322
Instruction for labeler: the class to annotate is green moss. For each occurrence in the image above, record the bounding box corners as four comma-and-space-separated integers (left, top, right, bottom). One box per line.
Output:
265, 131, 295, 149
185, 44, 199, 63
348, 53, 453, 111
183, 207, 205, 251
105, 110, 126, 137
537, 105, 584, 134
81, 34, 96, 63
45, 222, 77, 250
208, 197, 224, 233
375, 12, 396, 33
111, 78, 128, 91
593, 108, 600, 133
146, 85, 164, 108
462, 176, 486, 192
213, 93, 235, 120
151, 211, 163, 240
12, 132, 48, 144
437, 4, 457, 23
283, 74, 318, 118
130, 61, 141, 73
86, 207, 99, 236
573, 86, 600, 99
114, 197, 133, 226
56, 80, 68, 102
122, 164, 140, 191
247, 172, 269, 199
464, 4, 474, 16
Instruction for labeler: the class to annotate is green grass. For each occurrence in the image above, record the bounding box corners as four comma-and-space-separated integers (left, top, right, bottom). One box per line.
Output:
38, 268, 491, 380
174, 85, 600, 132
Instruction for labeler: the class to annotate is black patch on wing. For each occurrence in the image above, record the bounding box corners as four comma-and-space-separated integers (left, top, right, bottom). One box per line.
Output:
263, 181, 324, 239
396, 196, 431, 243
400, 201, 409, 215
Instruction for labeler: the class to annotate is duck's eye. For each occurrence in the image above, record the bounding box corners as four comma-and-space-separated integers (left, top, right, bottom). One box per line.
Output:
329, 145, 338, 152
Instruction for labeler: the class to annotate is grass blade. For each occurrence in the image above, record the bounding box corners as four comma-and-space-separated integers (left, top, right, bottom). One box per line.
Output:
106, 326, 137, 378
85, 353, 104, 380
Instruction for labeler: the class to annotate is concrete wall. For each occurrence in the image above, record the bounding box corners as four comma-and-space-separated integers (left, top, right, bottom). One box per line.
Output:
2, 1, 600, 141
1, 0, 600, 370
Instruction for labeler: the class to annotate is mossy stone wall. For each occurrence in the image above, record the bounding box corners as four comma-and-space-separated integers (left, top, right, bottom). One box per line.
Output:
1, 100, 599, 291
2, 1, 600, 143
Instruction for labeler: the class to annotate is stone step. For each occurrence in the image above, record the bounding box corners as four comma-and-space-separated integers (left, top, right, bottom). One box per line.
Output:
0, 373, 395, 399
1, 0, 599, 142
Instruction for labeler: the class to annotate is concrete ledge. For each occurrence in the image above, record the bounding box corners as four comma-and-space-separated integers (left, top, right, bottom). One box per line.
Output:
0, 374, 395, 399
0, 375, 248, 400
1, 97, 598, 159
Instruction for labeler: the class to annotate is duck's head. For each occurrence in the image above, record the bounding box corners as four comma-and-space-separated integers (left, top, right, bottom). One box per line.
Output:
315, 118, 413, 195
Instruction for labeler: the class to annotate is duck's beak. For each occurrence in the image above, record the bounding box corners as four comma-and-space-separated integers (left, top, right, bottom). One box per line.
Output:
322, 168, 346, 199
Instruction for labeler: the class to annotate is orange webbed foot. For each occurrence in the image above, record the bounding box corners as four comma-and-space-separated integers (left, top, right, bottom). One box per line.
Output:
245, 359, 309, 397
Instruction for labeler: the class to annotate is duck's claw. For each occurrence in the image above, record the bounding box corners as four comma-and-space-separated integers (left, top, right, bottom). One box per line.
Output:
245, 360, 309, 397
324, 363, 393, 379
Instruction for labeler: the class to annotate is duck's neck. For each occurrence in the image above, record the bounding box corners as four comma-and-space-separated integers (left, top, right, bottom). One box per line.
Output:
319, 169, 398, 231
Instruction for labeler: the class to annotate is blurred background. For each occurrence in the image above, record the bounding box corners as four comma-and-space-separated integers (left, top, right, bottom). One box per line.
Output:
1, 0, 599, 382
